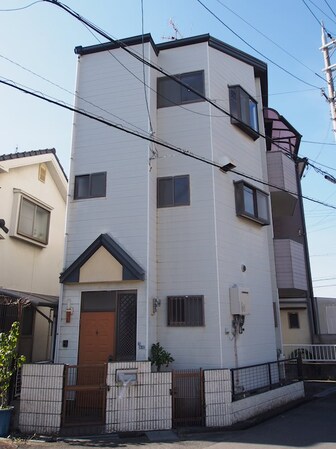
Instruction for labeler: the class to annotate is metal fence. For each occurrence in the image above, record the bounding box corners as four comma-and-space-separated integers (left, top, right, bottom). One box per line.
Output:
283, 344, 336, 362
231, 358, 301, 401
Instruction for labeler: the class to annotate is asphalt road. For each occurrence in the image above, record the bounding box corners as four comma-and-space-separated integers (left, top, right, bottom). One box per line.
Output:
1, 382, 336, 449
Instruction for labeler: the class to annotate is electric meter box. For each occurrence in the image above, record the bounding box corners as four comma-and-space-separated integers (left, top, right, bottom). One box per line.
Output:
229, 285, 250, 315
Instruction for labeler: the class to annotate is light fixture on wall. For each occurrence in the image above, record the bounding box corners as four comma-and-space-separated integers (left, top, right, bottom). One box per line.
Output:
152, 297, 161, 314
65, 301, 73, 323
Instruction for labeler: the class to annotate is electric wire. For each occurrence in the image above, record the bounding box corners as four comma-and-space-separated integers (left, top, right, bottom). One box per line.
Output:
196, 0, 322, 90
302, 0, 324, 26
0, 1, 42, 11
307, 0, 336, 26
2, 76, 336, 211
324, 0, 336, 19
42, 0, 307, 160
214, 0, 326, 83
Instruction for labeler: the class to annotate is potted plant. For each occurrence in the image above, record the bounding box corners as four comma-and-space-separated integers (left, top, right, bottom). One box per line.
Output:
149, 342, 174, 372
0, 321, 25, 437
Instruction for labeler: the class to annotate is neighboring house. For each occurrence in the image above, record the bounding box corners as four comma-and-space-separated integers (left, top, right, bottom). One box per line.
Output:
264, 109, 316, 347
55, 33, 311, 369
315, 297, 336, 342
0, 149, 67, 362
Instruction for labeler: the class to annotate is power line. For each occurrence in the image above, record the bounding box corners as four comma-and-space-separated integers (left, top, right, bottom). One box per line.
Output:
307, 0, 336, 26
302, 0, 324, 27
214, 0, 326, 83
324, 0, 336, 19
196, 0, 322, 90
2, 76, 336, 211
0, 1, 42, 11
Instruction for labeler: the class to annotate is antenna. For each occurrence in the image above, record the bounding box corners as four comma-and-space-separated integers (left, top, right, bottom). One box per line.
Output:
162, 18, 183, 41
321, 23, 336, 141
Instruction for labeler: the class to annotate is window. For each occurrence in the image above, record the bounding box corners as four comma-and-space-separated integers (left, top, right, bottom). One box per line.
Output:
168, 295, 204, 326
229, 85, 259, 139
17, 197, 50, 244
157, 71, 205, 108
74, 172, 106, 199
288, 312, 300, 329
157, 175, 190, 208
234, 181, 270, 225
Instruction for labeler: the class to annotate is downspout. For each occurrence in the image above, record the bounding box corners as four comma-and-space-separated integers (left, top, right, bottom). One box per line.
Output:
296, 158, 319, 340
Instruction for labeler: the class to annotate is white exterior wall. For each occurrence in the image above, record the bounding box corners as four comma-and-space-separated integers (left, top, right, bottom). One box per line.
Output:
58, 42, 157, 364
58, 36, 279, 369
0, 161, 66, 295
156, 43, 220, 368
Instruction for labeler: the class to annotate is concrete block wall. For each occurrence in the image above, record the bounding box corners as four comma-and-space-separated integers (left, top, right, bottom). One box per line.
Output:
231, 381, 304, 423
204, 369, 305, 427
204, 369, 232, 427
106, 361, 172, 432
19, 364, 64, 434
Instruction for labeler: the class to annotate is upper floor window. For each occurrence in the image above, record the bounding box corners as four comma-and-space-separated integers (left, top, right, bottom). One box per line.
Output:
17, 197, 50, 244
157, 71, 205, 108
234, 180, 270, 225
288, 312, 300, 329
229, 85, 259, 140
157, 175, 190, 208
74, 172, 106, 199
168, 295, 204, 326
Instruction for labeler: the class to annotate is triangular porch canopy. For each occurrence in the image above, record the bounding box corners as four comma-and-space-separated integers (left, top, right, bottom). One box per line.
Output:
60, 233, 145, 284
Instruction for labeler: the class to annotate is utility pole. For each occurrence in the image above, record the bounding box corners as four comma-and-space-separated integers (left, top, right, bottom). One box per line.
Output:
321, 23, 336, 140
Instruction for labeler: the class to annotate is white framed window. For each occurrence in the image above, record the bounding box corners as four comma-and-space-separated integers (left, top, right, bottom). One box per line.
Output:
10, 189, 52, 246
234, 180, 270, 225
229, 85, 259, 140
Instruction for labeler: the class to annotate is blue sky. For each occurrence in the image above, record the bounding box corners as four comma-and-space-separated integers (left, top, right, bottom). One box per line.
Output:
1, 0, 336, 297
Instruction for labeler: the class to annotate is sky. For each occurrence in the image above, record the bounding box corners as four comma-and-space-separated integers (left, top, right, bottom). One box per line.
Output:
1, 0, 336, 298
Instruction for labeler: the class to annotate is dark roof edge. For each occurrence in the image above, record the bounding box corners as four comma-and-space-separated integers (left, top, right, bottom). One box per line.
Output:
0, 148, 68, 181
75, 33, 158, 56
60, 233, 145, 283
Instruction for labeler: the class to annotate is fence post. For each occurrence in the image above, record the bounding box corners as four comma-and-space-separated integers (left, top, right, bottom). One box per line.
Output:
297, 352, 303, 381
268, 363, 272, 390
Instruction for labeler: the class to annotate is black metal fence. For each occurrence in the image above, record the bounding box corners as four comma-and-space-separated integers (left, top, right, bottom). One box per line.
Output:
231, 357, 302, 401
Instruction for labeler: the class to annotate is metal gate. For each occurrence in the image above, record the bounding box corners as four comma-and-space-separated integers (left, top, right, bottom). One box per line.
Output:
62, 364, 108, 427
172, 369, 204, 427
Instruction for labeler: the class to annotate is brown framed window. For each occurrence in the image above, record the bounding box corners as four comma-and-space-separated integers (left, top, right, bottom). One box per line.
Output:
229, 85, 259, 140
74, 172, 106, 199
168, 295, 204, 326
157, 175, 190, 208
157, 71, 205, 108
234, 180, 270, 225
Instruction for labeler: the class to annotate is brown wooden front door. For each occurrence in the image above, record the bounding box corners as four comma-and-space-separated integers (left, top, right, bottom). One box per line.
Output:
78, 311, 116, 364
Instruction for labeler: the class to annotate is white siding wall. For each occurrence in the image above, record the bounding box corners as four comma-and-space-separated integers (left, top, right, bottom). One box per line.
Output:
208, 47, 278, 366
156, 43, 220, 369
58, 42, 157, 364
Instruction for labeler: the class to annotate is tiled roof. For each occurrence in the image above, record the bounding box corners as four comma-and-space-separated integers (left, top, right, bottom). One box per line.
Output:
0, 148, 67, 180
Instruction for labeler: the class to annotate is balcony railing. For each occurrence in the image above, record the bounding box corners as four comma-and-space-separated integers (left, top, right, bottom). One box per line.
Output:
283, 344, 336, 362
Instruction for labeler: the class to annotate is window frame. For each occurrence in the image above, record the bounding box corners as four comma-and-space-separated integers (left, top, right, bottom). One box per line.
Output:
167, 295, 205, 327
157, 175, 190, 208
234, 180, 270, 225
157, 70, 205, 108
74, 172, 107, 200
288, 312, 300, 329
17, 196, 51, 245
228, 85, 259, 140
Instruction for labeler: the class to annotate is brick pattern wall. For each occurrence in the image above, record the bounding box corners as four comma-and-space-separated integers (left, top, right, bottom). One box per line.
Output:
19, 364, 64, 434
106, 361, 172, 432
